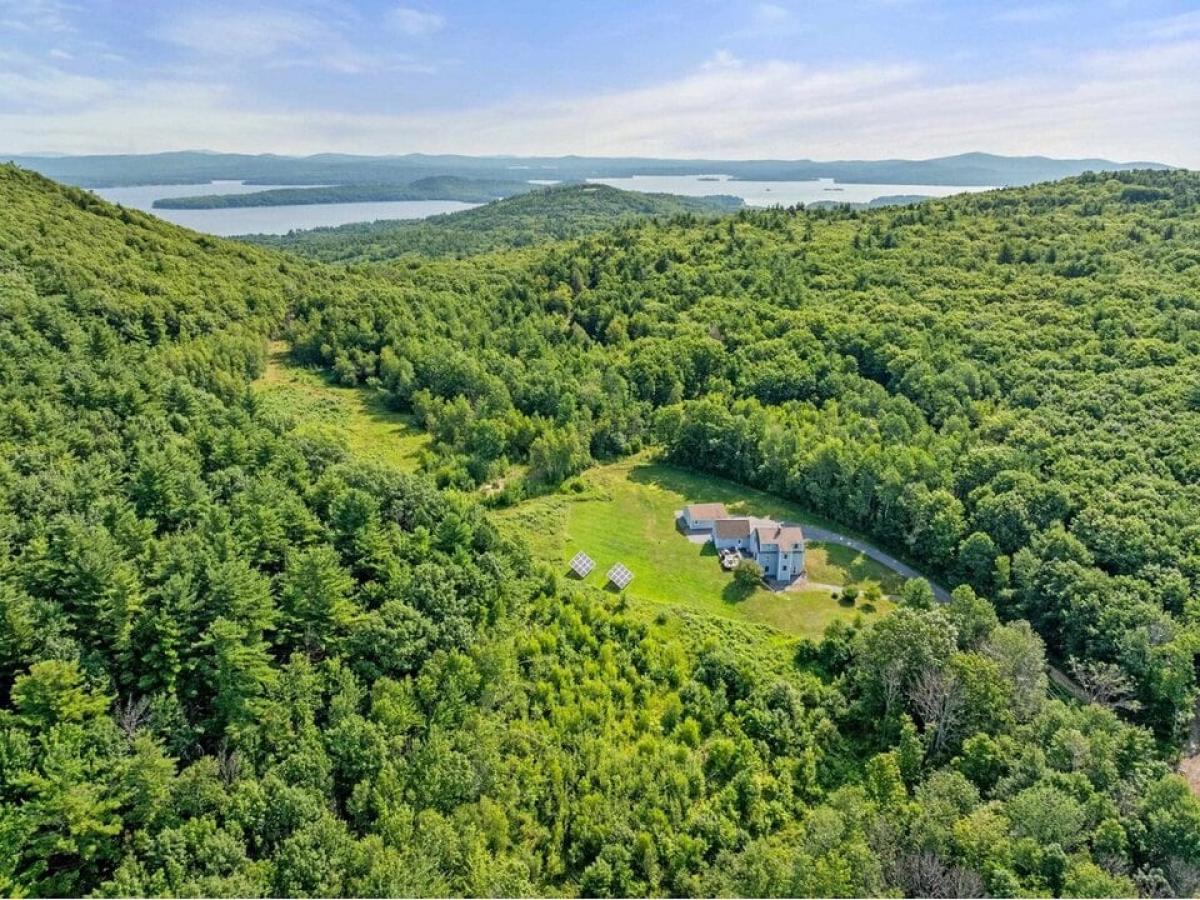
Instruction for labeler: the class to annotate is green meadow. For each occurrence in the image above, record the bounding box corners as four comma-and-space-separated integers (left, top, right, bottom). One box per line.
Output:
497, 455, 902, 639
255, 343, 430, 472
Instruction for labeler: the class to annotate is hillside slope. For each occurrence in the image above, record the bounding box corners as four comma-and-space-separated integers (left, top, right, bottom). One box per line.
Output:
292, 168, 1200, 742
1, 164, 1198, 897
245, 182, 742, 261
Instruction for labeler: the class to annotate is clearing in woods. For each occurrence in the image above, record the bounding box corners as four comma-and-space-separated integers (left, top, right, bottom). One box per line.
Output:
256, 342, 430, 472
495, 455, 911, 639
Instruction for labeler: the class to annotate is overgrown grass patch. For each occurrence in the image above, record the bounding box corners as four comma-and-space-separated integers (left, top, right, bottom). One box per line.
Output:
256, 342, 430, 472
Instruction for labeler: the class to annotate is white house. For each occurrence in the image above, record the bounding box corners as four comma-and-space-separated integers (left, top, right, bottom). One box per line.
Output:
712, 517, 753, 550
685, 505, 807, 583
682, 503, 728, 532
751, 524, 806, 581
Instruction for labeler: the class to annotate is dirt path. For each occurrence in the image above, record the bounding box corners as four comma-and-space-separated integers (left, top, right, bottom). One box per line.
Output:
1180, 695, 1200, 795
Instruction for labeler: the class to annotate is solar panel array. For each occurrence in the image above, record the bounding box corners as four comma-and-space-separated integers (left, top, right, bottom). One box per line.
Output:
607, 563, 633, 589
569, 551, 595, 577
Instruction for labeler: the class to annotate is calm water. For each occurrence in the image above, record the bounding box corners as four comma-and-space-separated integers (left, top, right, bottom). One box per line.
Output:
587, 174, 994, 206
90, 175, 994, 237
90, 181, 479, 236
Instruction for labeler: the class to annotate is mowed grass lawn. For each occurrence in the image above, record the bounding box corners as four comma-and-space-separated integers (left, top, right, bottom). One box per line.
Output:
256, 342, 430, 472
497, 455, 902, 639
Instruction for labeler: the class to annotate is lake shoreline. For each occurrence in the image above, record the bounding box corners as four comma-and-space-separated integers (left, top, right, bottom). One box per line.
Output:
92, 174, 993, 237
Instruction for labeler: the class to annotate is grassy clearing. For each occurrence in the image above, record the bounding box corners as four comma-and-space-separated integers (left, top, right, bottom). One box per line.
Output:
496, 455, 899, 640
256, 342, 430, 472
805, 543, 906, 594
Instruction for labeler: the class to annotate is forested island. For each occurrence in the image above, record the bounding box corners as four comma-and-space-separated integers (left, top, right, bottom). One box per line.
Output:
1, 163, 1199, 897
247, 183, 744, 261
153, 176, 539, 209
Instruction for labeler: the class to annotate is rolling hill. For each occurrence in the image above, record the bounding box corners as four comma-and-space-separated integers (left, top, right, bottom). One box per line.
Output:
0, 162, 1198, 897
6, 148, 1172, 188
244, 182, 743, 260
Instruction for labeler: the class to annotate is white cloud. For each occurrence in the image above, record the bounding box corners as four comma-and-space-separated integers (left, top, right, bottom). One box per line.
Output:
0, 0, 76, 33
754, 3, 791, 26
388, 6, 444, 37
991, 4, 1073, 25
2, 35, 1196, 168
156, 8, 327, 59
0, 52, 109, 108
1144, 10, 1200, 40
153, 6, 434, 75
732, 2, 804, 38
701, 49, 743, 70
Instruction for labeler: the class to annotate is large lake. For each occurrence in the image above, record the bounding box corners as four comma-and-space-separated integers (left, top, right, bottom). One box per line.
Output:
91, 175, 993, 237
90, 181, 480, 237
588, 174, 993, 206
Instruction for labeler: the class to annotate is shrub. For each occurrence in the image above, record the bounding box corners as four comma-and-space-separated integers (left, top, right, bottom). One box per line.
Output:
734, 558, 764, 590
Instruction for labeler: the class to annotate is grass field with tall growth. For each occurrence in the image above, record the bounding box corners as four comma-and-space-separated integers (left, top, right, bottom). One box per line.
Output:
256, 343, 431, 472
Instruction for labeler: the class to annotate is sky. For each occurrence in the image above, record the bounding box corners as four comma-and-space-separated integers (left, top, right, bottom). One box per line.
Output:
1, 0, 1198, 166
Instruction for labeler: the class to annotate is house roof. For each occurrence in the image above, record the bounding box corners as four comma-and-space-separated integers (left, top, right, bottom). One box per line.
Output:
685, 503, 728, 520
713, 517, 752, 539
755, 524, 805, 550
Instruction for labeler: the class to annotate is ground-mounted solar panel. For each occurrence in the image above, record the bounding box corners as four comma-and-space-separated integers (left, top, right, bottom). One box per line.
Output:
569, 551, 595, 577
607, 563, 633, 589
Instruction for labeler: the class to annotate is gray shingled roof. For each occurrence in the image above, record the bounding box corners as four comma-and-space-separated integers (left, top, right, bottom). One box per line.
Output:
713, 517, 752, 539
755, 524, 805, 550
685, 503, 728, 520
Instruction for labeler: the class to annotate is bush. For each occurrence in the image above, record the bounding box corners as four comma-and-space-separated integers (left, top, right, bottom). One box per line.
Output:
734, 558, 764, 589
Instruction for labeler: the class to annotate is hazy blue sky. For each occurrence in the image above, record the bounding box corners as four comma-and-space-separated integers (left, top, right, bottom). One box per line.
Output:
2, 0, 1198, 165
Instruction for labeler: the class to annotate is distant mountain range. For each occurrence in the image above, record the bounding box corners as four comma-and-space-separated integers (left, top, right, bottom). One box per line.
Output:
3, 150, 1173, 190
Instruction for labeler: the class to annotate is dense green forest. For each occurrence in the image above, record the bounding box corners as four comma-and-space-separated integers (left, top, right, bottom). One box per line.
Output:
287, 169, 1200, 742
1, 163, 1199, 897
154, 176, 538, 209
247, 184, 742, 261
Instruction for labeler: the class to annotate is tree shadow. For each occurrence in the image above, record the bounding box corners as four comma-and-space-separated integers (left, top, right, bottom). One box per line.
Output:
721, 579, 758, 604
817, 544, 904, 592
628, 462, 755, 516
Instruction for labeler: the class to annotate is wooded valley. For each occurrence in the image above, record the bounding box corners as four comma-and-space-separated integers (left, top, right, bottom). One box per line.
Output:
1, 165, 1199, 897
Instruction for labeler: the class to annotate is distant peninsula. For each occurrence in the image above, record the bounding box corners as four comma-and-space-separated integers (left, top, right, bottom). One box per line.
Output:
243, 183, 744, 260
153, 176, 541, 209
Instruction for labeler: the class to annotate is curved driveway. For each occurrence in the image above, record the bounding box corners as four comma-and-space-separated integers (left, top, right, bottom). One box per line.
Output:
800, 524, 952, 602
799, 523, 1097, 706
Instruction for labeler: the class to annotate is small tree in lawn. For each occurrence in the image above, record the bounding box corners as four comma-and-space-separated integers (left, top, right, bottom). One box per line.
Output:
900, 578, 935, 610
734, 559, 763, 591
